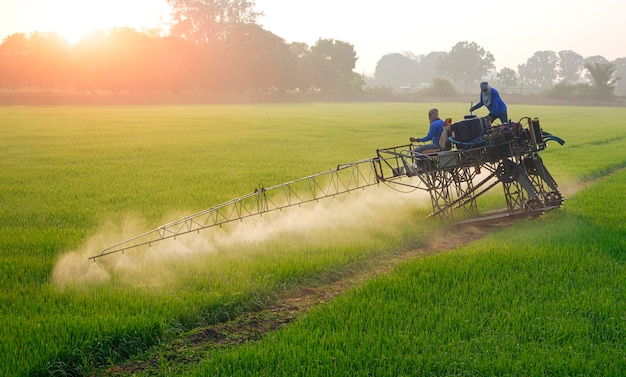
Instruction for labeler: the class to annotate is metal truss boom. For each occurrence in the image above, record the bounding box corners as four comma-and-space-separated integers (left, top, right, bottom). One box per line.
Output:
89, 158, 405, 260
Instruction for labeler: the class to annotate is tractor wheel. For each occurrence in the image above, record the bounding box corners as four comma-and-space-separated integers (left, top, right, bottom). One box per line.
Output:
526, 198, 543, 210
496, 161, 518, 183
545, 191, 563, 207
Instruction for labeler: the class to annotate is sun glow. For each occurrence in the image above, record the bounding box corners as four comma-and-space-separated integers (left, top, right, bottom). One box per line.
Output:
27, 0, 171, 44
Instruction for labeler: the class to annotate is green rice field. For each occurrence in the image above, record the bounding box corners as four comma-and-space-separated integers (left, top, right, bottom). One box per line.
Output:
1, 103, 625, 376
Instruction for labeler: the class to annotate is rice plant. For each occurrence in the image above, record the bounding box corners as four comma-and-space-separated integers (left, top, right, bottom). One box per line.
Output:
1, 103, 624, 376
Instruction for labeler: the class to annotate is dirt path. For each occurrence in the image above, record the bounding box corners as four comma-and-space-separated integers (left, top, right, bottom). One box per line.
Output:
100, 222, 504, 376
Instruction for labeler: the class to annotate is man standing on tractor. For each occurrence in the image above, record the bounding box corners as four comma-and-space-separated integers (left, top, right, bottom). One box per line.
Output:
470, 81, 508, 124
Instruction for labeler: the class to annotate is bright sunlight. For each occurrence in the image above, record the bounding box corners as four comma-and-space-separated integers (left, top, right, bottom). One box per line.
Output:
26, 0, 170, 43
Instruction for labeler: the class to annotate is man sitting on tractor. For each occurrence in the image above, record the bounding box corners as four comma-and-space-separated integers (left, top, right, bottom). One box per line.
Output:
410, 108, 444, 154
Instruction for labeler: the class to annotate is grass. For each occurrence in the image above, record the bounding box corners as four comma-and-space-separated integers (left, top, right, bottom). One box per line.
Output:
0, 103, 428, 376
0, 103, 625, 376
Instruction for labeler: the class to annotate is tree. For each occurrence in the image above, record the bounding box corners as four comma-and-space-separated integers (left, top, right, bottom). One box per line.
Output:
437, 41, 494, 93
584, 60, 618, 99
288, 42, 309, 59
422, 77, 456, 96
72, 30, 108, 91
226, 23, 295, 92
373, 53, 419, 88
614, 57, 626, 97
582, 55, 609, 83
518, 50, 558, 90
302, 38, 358, 94
98, 27, 159, 92
557, 50, 583, 83
496, 67, 519, 92
0, 33, 29, 87
167, 0, 261, 44
418, 51, 447, 85
150, 35, 201, 92
25, 32, 73, 88
287, 41, 311, 91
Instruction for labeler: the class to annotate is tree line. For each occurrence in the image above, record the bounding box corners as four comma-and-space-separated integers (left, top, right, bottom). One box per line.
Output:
0, 26, 362, 96
0, 0, 363, 96
0, 0, 623, 99
372, 43, 625, 98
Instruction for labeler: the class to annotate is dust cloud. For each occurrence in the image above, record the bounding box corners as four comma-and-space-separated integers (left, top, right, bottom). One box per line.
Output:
51, 180, 432, 289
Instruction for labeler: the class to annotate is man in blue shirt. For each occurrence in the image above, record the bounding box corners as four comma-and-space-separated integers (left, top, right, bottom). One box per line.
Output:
410, 108, 444, 153
470, 81, 508, 124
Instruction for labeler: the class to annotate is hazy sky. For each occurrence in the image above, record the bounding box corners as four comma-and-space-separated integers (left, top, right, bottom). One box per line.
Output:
1, 0, 624, 75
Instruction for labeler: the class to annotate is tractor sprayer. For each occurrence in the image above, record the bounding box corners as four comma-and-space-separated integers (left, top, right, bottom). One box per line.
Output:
89, 115, 564, 261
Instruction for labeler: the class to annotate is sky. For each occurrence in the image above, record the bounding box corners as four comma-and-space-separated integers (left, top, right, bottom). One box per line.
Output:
1, 0, 624, 75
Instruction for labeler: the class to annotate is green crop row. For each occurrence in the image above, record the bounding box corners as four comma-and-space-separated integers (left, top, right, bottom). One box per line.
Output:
1, 103, 624, 376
